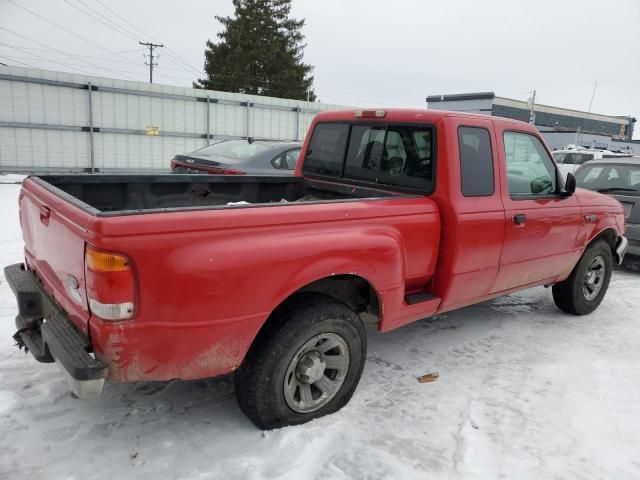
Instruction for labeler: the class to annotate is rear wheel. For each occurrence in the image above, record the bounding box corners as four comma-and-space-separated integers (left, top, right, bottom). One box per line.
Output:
552, 240, 613, 315
234, 293, 366, 430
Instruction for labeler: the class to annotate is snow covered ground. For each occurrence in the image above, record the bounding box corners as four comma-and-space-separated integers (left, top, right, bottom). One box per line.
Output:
1, 181, 639, 480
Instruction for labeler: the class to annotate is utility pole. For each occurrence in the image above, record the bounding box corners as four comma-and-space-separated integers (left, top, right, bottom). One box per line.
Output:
576, 81, 598, 146
528, 90, 536, 125
139, 41, 163, 83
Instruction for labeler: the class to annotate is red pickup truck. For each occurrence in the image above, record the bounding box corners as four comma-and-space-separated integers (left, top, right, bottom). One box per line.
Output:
5, 108, 628, 429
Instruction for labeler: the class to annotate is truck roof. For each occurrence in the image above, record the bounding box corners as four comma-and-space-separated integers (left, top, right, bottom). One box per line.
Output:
313, 108, 534, 130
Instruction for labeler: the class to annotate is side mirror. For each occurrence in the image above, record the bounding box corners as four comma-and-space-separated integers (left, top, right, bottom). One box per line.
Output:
563, 172, 577, 196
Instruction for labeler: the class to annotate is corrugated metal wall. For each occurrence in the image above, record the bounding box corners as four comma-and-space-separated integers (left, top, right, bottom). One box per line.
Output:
0, 66, 346, 173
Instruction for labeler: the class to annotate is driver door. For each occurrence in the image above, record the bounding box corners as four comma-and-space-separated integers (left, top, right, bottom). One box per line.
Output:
492, 129, 583, 293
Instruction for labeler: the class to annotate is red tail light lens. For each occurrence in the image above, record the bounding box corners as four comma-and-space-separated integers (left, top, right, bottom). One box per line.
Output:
85, 245, 136, 321
199, 165, 245, 175
355, 110, 386, 118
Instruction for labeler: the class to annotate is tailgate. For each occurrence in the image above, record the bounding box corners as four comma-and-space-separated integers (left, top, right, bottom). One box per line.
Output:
19, 179, 92, 334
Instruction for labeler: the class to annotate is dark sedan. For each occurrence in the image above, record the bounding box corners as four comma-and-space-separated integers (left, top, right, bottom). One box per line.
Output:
575, 157, 640, 257
170, 139, 302, 175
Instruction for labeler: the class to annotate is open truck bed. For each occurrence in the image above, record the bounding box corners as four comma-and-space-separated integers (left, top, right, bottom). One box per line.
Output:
34, 174, 402, 215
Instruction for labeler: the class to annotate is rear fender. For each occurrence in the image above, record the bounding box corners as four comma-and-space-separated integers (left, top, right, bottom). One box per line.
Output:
268, 228, 406, 326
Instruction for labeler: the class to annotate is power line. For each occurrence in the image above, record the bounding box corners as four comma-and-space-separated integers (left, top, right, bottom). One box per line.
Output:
0, 42, 95, 75
5, 0, 132, 62
61, 0, 139, 42
0, 52, 196, 81
0, 26, 137, 79
91, 0, 204, 76
0, 54, 35, 68
0, 43, 199, 74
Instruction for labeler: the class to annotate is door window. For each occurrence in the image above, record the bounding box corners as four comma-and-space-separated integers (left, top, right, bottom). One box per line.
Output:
504, 132, 557, 196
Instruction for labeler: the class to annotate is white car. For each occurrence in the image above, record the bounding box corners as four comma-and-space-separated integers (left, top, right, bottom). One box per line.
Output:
553, 150, 601, 179
553, 148, 633, 179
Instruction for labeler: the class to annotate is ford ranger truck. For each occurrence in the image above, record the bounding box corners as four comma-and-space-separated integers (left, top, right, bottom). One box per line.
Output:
5, 108, 628, 429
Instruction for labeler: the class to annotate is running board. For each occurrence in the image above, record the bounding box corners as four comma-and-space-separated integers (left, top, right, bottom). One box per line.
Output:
404, 292, 438, 305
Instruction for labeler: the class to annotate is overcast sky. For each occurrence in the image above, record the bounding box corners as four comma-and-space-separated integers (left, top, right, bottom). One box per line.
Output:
1, 0, 639, 138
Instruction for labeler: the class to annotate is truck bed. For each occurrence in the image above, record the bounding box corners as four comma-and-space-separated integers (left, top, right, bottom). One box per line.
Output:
33, 174, 402, 216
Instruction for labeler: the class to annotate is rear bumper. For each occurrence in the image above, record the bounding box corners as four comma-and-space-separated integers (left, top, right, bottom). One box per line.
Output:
4, 263, 108, 398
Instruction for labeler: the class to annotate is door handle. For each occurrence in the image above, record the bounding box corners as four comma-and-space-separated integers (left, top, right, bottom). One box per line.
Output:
39, 206, 51, 225
513, 213, 527, 225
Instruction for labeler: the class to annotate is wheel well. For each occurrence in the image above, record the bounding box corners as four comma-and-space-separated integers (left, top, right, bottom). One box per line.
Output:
267, 275, 380, 330
242, 276, 380, 365
590, 228, 616, 252
297, 275, 380, 321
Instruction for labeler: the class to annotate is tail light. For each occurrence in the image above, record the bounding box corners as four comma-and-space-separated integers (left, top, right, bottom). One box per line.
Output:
198, 165, 245, 175
171, 158, 245, 175
355, 110, 385, 118
85, 245, 136, 321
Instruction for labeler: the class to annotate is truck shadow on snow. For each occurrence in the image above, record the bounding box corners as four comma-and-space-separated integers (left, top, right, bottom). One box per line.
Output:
63, 288, 564, 432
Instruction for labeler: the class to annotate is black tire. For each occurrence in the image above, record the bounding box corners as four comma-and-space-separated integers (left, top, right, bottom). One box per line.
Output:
552, 239, 613, 315
234, 293, 367, 430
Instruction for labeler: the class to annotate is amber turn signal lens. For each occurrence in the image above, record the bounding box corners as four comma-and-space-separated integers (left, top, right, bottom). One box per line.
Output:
85, 245, 130, 272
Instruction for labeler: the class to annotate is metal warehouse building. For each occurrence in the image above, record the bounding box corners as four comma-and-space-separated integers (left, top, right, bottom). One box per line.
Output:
0, 66, 343, 173
426, 92, 639, 154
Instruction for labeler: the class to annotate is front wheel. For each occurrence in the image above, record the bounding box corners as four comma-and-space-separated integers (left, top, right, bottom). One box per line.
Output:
552, 240, 613, 315
234, 293, 367, 430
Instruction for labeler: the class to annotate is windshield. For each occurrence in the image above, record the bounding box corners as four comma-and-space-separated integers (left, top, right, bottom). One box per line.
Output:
193, 140, 272, 160
575, 163, 640, 192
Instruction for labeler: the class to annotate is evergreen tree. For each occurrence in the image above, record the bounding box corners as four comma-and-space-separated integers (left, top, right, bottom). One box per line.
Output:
194, 0, 316, 101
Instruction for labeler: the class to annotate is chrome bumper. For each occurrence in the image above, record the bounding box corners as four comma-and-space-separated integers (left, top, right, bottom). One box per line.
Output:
615, 235, 628, 265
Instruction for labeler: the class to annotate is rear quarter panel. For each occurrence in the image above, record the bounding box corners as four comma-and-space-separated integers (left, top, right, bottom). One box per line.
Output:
89, 197, 440, 381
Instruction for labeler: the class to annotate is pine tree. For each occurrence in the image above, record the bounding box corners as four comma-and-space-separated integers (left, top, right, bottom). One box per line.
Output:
194, 0, 316, 101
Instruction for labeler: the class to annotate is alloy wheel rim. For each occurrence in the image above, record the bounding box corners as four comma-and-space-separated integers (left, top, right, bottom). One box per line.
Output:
283, 332, 350, 413
583, 255, 605, 301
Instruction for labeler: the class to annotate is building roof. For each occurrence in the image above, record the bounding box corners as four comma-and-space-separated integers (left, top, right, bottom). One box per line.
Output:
426, 91, 636, 125
426, 92, 495, 103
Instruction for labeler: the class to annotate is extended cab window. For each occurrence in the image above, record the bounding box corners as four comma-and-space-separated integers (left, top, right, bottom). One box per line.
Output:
303, 124, 349, 176
504, 132, 557, 196
458, 127, 494, 196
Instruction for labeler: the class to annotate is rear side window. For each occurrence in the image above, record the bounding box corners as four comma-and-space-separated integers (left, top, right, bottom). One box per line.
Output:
575, 153, 594, 165
303, 124, 349, 176
284, 148, 301, 169
458, 127, 494, 196
303, 122, 434, 192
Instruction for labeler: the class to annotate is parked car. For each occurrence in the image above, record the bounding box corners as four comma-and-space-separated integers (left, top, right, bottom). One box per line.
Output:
553, 146, 632, 179
170, 139, 301, 175
575, 157, 640, 257
5, 108, 628, 430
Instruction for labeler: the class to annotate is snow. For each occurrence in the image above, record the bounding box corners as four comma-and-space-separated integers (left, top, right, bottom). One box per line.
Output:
0, 174, 26, 184
1, 183, 639, 479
